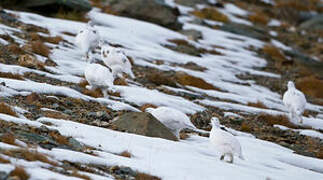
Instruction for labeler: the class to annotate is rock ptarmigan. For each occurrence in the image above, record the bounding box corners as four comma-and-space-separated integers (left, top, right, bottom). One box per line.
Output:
283, 81, 306, 124
75, 21, 100, 62
100, 44, 135, 78
146, 106, 205, 138
84, 63, 115, 97
209, 117, 244, 163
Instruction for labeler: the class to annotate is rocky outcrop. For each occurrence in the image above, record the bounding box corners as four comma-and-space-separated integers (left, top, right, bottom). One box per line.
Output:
112, 112, 178, 141
0, 0, 92, 13
108, 0, 182, 30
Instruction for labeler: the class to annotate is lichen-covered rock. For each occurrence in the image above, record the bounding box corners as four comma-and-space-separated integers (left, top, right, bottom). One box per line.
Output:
112, 112, 178, 141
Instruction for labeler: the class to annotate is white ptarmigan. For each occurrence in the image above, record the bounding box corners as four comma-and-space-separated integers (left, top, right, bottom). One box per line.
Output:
100, 44, 135, 78
75, 21, 100, 62
283, 81, 306, 124
209, 117, 244, 163
84, 63, 115, 97
146, 106, 206, 138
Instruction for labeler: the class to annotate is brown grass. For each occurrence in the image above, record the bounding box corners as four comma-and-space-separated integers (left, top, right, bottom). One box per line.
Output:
82, 89, 103, 98
317, 147, 323, 159
0, 102, 18, 117
179, 132, 190, 140
70, 170, 91, 180
31, 40, 50, 57
3, 149, 57, 166
7, 44, 25, 54
256, 113, 297, 129
140, 104, 157, 112
43, 36, 63, 44
0, 72, 24, 80
175, 72, 221, 90
0, 156, 10, 163
43, 110, 69, 120
79, 80, 89, 88
248, 11, 270, 25
275, 0, 317, 11
1, 132, 16, 145
136, 172, 161, 180
247, 101, 268, 109
119, 151, 132, 158
25, 92, 40, 104
9, 166, 30, 180
240, 122, 252, 132
192, 8, 229, 23
114, 77, 128, 86
262, 45, 286, 63
18, 54, 45, 70
49, 131, 70, 145
296, 76, 323, 99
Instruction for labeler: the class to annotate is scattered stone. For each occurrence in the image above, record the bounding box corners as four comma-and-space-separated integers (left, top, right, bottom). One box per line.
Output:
219, 22, 269, 41
112, 112, 178, 141
108, 0, 182, 30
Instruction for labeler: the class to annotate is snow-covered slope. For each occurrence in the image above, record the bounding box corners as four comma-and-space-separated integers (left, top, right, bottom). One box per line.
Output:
0, 1, 323, 179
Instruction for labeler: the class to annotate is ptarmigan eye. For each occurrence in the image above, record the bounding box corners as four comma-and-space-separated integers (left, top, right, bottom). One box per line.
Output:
93, 30, 97, 34
80, 30, 83, 33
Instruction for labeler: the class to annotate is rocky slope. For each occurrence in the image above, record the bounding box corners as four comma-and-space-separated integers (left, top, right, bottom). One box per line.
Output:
0, 0, 323, 179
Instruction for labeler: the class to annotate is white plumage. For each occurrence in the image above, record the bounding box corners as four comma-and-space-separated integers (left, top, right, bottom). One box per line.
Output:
84, 63, 115, 97
75, 21, 100, 62
101, 45, 135, 78
146, 106, 196, 138
209, 117, 244, 163
283, 81, 306, 124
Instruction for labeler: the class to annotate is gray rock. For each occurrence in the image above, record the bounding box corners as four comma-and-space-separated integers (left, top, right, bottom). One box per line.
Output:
0, 171, 8, 180
174, 0, 208, 7
219, 22, 269, 41
0, 0, 91, 13
112, 112, 178, 141
108, 0, 182, 30
299, 14, 323, 30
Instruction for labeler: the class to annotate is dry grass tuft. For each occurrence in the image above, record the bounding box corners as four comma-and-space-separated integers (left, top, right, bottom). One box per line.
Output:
0, 155, 10, 163
0, 102, 18, 117
179, 132, 190, 140
43, 36, 63, 44
79, 80, 89, 89
82, 89, 103, 98
7, 44, 25, 54
25, 92, 40, 104
262, 45, 287, 62
296, 76, 323, 99
248, 11, 270, 25
31, 40, 50, 57
247, 101, 268, 109
4, 149, 57, 166
175, 72, 221, 90
49, 131, 70, 145
119, 151, 132, 158
1, 132, 16, 145
114, 77, 128, 86
317, 147, 323, 159
256, 113, 297, 129
240, 122, 252, 132
18, 54, 45, 70
192, 8, 229, 23
43, 110, 69, 120
136, 172, 161, 180
9, 166, 30, 180
70, 170, 91, 180
140, 104, 157, 112
0, 72, 24, 80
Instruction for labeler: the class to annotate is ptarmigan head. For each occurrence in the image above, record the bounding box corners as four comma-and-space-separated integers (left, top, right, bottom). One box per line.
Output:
210, 117, 220, 128
287, 81, 295, 89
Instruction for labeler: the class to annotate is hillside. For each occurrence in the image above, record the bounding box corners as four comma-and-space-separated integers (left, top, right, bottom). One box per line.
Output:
0, 0, 323, 179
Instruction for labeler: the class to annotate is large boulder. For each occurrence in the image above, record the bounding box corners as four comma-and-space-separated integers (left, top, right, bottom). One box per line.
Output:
108, 0, 182, 30
0, 0, 91, 13
112, 112, 178, 141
